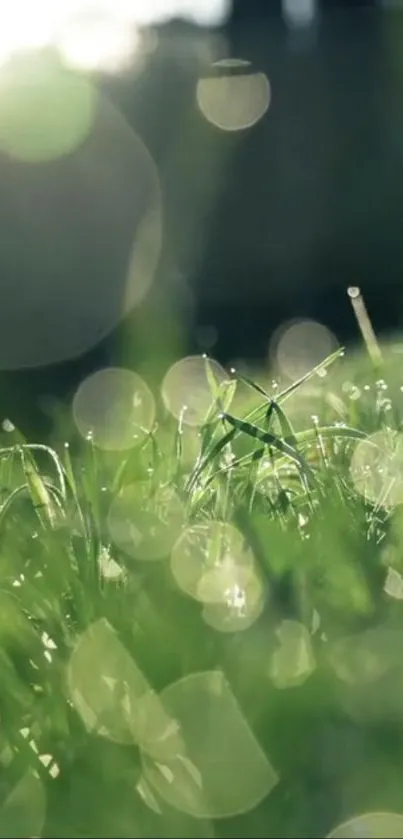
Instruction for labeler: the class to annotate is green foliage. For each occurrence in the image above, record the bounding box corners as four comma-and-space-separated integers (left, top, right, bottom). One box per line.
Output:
2, 345, 403, 837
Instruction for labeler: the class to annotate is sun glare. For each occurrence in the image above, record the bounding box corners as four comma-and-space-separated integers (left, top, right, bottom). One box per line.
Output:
0, 1, 55, 65
0, 0, 231, 71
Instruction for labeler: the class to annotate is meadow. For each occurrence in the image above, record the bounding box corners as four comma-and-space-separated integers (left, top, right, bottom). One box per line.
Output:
1, 320, 403, 838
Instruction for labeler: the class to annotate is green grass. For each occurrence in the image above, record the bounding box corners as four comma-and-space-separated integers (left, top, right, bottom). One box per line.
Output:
3, 342, 403, 837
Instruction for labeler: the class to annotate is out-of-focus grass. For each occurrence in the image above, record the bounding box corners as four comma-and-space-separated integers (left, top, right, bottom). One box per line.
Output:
3, 344, 403, 837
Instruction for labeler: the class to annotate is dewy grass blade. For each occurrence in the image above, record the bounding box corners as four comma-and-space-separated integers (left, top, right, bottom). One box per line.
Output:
111, 432, 154, 495
221, 413, 314, 479
210, 348, 344, 448
20, 448, 58, 529
204, 447, 268, 489
293, 425, 367, 446
264, 401, 276, 427
204, 354, 221, 398
188, 385, 312, 492
63, 441, 93, 554
23, 444, 67, 502
63, 442, 79, 499
173, 412, 185, 468
234, 371, 298, 443
187, 426, 236, 491
276, 346, 345, 404
270, 401, 297, 444
233, 371, 270, 401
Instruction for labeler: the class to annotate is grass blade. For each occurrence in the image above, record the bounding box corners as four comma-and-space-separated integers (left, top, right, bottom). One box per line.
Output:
187, 426, 236, 491
20, 448, 58, 529
221, 413, 314, 477
293, 425, 367, 447
276, 347, 345, 404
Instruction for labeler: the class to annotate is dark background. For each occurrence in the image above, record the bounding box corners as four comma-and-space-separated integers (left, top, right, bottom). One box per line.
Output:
1, 0, 403, 436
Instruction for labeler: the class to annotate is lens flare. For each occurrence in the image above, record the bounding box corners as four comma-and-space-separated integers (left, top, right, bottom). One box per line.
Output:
107, 482, 184, 561
0, 52, 96, 162
271, 319, 338, 381
350, 431, 403, 509
329, 628, 400, 685
67, 618, 183, 758
57, 13, 142, 73
384, 566, 403, 600
0, 770, 46, 839
327, 812, 403, 839
98, 547, 126, 581
171, 521, 256, 604
282, 0, 317, 29
0, 0, 231, 70
202, 568, 265, 633
0, 1, 57, 65
197, 59, 270, 132
269, 621, 315, 689
162, 355, 231, 427
73, 367, 155, 451
141, 670, 278, 819
0, 98, 161, 369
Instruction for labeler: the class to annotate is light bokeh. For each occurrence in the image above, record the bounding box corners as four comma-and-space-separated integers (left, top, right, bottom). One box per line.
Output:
269, 620, 316, 689
383, 566, 403, 599
171, 521, 256, 604
141, 670, 278, 819
123, 200, 163, 315
73, 367, 155, 450
0, 1, 231, 71
271, 319, 338, 381
57, 13, 142, 73
136, 776, 162, 815
197, 59, 271, 132
202, 568, 265, 633
67, 618, 184, 758
0, 52, 96, 162
0, 1, 59, 65
327, 812, 403, 839
107, 482, 184, 561
98, 546, 126, 580
0, 769, 46, 839
161, 355, 231, 426
282, 0, 317, 29
0, 97, 162, 369
329, 628, 400, 685
350, 430, 403, 509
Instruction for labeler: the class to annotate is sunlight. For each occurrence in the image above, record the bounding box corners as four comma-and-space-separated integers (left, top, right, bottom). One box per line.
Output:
282, 0, 317, 29
141, 671, 278, 818
269, 621, 316, 689
73, 367, 156, 451
57, 12, 142, 73
0, 769, 46, 838
161, 355, 231, 426
171, 521, 257, 604
197, 59, 271, 132
68, 618, 184, 758
202, 569, 265, 633
271, 319, 338, 381
108, 482, 184, 561
0, 52, 96, 162
350, 430, 403, 509
328, 812, 403, 838
0, 1, 64, 65
0, 0, 231, 71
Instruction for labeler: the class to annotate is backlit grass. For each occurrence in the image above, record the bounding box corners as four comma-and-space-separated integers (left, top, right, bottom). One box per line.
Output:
2, 340, 403, 837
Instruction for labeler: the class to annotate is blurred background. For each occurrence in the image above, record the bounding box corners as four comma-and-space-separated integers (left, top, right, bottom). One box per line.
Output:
0, 0, 401, 436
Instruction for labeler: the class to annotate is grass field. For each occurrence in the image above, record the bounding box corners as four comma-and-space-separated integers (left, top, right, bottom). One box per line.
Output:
2, 335, 403, 838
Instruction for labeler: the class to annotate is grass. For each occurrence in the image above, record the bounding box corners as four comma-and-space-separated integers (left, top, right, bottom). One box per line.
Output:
2, 334, 403, 837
